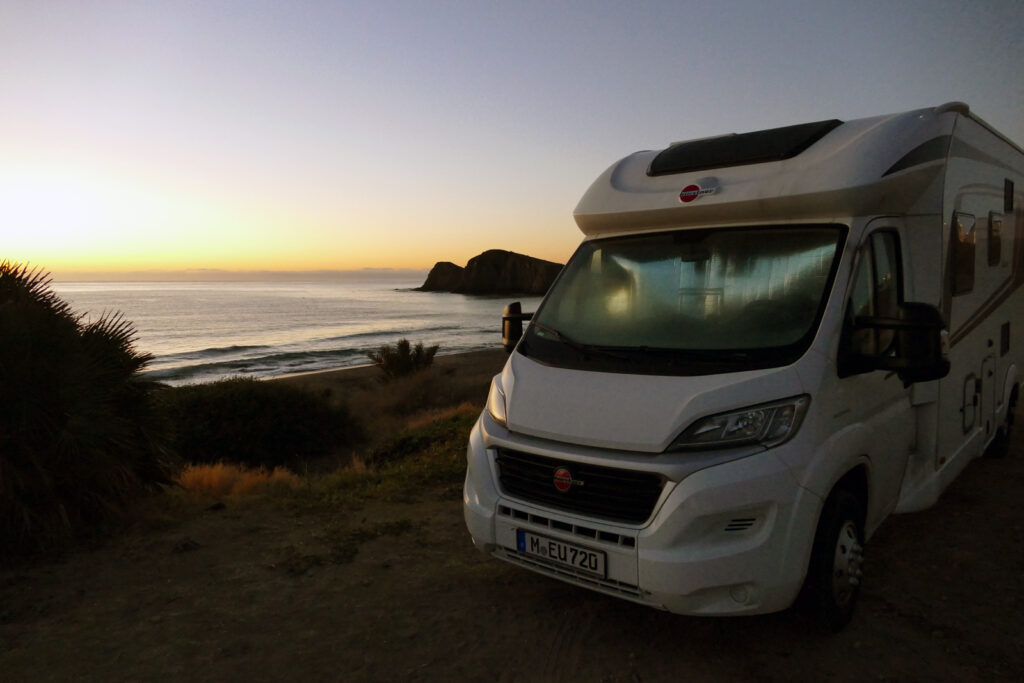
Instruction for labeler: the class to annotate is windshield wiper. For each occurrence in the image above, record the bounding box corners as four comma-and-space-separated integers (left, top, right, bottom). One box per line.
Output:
628, 347, 752, 361
594, 344, 758, 368
529, 323, 762, 368
529, 321, 628, 361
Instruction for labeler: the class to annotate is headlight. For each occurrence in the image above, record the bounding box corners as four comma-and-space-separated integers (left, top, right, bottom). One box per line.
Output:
486, 376, 508, 427
669, 395, 810, 451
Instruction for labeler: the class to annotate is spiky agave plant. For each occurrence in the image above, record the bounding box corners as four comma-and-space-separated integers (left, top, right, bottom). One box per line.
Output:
0, 262, 173, 555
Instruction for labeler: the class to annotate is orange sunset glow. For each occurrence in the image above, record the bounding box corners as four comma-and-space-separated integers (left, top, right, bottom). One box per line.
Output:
2, 2, 1021, 279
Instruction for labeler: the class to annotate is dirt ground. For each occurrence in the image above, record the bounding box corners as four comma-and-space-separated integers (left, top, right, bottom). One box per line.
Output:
2, 355, 1022, 682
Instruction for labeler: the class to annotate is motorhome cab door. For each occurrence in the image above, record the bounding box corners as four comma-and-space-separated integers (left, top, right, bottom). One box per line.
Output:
836, 219, 915, 520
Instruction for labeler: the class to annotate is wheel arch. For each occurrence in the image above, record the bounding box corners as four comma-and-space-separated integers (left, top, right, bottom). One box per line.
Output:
801, 429, 873, 532
1000, 364, 1019, 427
831, 465, 869, 532
798, 465, 869, 631
795, 461, 870, 585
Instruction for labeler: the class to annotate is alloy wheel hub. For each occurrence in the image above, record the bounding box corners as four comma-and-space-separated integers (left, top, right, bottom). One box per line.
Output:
831, 520, 864, 607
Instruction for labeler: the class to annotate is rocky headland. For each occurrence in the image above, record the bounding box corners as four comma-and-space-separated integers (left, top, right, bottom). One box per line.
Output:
418, 249, 563, 296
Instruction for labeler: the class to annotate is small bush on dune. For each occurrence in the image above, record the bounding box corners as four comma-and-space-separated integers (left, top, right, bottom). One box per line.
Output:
166, 377, 363, 469
367, 338, 438, 381
0, 262, 173, 555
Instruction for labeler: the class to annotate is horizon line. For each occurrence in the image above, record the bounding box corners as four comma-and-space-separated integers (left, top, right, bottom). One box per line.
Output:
50, 267, 430, 283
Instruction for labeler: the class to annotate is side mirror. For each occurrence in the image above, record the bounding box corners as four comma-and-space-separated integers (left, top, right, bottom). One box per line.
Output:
852, 302, 950, 385
501, 301, 533, 353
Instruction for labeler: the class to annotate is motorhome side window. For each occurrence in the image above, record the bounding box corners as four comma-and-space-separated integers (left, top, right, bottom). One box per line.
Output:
988, 211, 1002, 266
843, 231, 901, 360
951, 212, 976, 295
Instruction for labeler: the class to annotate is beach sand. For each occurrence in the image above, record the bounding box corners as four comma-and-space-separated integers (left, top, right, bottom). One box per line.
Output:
269, 348, 508, 395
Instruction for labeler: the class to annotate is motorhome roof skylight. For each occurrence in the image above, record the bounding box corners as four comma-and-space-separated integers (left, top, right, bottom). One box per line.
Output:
648, 119, 842, 176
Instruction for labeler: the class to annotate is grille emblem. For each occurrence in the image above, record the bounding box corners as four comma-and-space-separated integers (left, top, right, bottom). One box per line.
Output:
553, 467, 583, 492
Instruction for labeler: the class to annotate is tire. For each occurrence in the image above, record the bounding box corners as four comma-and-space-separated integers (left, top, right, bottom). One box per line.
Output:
803, 488, 865, 632
985, 389, 1017, 459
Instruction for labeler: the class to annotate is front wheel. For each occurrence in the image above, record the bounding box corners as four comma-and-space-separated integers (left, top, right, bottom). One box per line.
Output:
803, 489, 865, 632
985, 388, 1017, 458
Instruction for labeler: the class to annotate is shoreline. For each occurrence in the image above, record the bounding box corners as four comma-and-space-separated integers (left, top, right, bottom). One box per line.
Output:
268, 347, 508, 394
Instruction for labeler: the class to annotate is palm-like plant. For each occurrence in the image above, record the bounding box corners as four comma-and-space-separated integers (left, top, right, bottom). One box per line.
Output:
0, 262, 172, 555
367, 338, 439, 381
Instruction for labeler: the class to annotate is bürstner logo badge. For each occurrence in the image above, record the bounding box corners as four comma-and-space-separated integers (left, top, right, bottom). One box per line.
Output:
679, 181, 717, 204
553, 467, 574, 493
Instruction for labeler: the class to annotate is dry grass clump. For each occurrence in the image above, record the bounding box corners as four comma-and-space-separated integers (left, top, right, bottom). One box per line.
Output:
176, 463, 301, 497
404, 402, 479, 430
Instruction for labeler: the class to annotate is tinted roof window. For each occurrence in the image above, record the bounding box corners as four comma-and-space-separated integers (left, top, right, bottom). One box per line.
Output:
648, 119, 842, 176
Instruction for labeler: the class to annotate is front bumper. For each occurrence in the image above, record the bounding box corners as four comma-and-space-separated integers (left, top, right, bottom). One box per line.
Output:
463, 411, 822, 616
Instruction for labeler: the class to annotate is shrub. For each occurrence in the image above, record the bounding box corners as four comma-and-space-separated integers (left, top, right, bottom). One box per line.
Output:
367, 338, 439, 381
0, 262, 173, 555
303, 406, 478, 508
365, 405, 477, 470
166, 377, 363, 469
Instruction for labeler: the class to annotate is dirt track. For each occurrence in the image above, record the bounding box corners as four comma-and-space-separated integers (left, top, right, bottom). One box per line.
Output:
2, 387, 1022, 681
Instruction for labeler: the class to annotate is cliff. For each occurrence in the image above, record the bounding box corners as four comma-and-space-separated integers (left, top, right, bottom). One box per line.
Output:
418, 261, 464, 292
418, 250, 563, 296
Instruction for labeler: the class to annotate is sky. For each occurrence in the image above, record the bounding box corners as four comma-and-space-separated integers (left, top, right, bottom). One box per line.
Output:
2, 0, 1022, 279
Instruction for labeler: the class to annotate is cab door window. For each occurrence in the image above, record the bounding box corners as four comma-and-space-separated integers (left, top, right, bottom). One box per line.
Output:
840, 230, 903, 372
871, 231, 900, 341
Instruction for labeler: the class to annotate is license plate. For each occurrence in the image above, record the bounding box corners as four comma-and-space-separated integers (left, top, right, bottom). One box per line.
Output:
516, 529, 606, 578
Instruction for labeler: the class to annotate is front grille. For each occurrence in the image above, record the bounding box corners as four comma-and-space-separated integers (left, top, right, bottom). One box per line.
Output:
495, 449, 664, 524
498, 505, 636, 547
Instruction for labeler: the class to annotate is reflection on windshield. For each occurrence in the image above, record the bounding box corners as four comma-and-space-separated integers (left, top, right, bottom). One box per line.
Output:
526, 226, 843, 371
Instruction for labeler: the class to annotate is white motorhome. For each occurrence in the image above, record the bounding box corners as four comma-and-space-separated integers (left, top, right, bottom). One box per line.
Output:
463, 102, 1023, 630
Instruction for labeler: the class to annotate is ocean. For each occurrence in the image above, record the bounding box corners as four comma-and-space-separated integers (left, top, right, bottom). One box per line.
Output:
51, 279, 541, 385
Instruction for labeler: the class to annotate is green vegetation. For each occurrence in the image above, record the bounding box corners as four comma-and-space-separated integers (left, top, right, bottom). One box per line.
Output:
367, 338, 439, 381
1, 265, 482, 562
165, 377, 363, 469
299, 407, 477, 509
0, 262, 173, 555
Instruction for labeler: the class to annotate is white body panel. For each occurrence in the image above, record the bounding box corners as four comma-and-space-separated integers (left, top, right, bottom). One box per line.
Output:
464, 103, 1023, 615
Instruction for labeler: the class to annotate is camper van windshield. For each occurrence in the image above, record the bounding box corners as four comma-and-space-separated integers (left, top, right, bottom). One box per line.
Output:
520, 225, 845, 375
